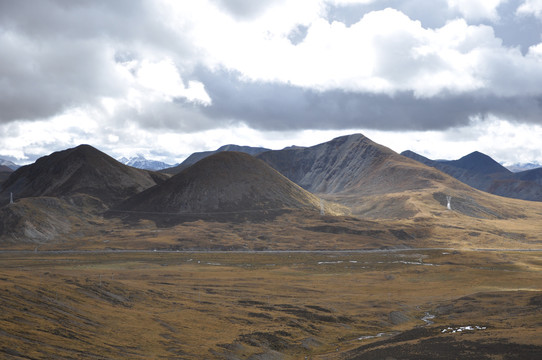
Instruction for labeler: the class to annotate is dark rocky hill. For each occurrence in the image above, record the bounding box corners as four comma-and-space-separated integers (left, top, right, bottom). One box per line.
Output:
114, 151, 345, 222
162, 145, 270, 175
445, 151, 511, 176
401, 150, 542, 202
0, 145, 169, 207
0, 165, 13, 185
515, 168, 542, 186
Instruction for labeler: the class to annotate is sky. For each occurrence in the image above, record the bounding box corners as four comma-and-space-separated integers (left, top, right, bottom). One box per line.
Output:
1, 0, 542, 166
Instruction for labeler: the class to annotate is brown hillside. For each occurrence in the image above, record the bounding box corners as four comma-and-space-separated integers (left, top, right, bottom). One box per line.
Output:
0, 145, 169, 207
0, 195, 108, 244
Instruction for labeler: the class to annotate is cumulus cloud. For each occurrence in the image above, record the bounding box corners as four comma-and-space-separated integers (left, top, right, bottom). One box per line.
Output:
447, 0, 506, 21
517, 0, 542, 18
192, 6, 542, 101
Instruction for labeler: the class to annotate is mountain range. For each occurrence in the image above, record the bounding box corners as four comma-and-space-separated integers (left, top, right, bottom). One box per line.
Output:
118, 155, 176, 171
112, 151, 346, 225
506, 162, 542, 172
0, 158, 19, 170
1, 134, 542, 249
401, 150, 542, 202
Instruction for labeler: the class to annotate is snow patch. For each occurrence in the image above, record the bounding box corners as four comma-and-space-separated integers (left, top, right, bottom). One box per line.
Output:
358, 332, 387, 341
441, 325, 487, 333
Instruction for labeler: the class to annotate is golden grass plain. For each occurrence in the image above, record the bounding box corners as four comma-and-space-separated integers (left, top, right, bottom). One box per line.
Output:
1, 249, 541, 359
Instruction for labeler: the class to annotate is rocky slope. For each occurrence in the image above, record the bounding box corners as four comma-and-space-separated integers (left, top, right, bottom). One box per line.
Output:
0, 195, 107, 244
0, 165, 13, 185
515, 167, 542, 186
258, 134, 457, 195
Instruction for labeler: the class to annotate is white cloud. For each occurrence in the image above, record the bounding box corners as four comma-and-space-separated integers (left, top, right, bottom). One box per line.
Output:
364, 115, 542, 165
133, 59, 211, 105
186, 5, 542, 98
0, 108, 101, 162
447, 0, 505, 22
517, 0, 542, 19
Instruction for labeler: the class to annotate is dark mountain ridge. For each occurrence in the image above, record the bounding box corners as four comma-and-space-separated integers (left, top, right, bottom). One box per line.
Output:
0, 158, 19, 171
515, 167, 542, 186
119, 155, 175, 171
0, 144, 169, 207
0, 165, 13, 186
441, 151, 512, 176
401, 150, 542, 202
162, 144, 270, 175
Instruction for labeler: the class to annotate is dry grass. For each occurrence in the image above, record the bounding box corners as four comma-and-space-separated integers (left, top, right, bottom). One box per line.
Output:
1, 250, 541, 359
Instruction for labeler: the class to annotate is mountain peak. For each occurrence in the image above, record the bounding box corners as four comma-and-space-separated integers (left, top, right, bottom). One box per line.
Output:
258, 132, 433, 196
115, 151, 333, 219
453, 151, 511, 175
328, 133, 368, 144
0, 144, 167, 206
0, 158, 20, 171
121, 154, 174, 171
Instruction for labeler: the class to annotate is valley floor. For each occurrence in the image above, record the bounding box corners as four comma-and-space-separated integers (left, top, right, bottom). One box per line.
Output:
1, 250, 542, 359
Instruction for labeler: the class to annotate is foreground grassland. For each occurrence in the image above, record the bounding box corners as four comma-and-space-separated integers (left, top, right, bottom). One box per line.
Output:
1, 250, 542, 359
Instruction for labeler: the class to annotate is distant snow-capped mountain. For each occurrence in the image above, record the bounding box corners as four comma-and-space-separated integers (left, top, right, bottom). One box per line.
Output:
0, 158, 19, 170
505, 163, 542, 173
119, 155, 176, 171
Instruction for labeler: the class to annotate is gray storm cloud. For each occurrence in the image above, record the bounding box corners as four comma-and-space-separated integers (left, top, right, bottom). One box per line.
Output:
0, 0, 190, 123
194, 69, 542, 132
